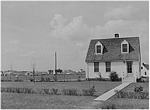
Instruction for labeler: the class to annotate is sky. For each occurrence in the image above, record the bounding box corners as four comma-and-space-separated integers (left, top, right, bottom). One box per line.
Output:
1, 1, 149, 71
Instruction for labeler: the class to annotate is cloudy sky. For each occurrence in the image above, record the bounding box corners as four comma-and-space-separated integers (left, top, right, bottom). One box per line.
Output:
1, 1, 149, 71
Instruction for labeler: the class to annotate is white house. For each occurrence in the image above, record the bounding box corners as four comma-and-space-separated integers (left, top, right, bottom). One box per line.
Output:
141, 63, 149, 77
85, 34, 141, 83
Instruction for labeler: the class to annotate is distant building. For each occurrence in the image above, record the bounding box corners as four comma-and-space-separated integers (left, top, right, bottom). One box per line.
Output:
141, 63, 149, 77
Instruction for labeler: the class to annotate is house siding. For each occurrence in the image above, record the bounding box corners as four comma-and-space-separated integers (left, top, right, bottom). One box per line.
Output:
86, 61, 140, 79
132, 61, 140, 78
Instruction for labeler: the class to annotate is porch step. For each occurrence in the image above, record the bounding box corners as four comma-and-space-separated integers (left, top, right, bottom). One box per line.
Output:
94, 82, 131, 101
126, 73, 133, 77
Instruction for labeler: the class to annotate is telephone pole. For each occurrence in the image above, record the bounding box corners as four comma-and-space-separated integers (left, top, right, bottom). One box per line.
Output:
9, 63, 13, 81
32, 58, 36, 83
55, 52, 57, 81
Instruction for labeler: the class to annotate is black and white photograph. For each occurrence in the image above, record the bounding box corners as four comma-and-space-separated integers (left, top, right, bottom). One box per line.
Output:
1, 0, 149, 109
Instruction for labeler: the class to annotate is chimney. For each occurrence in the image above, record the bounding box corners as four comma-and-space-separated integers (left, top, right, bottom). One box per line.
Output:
115, 33, 119, 38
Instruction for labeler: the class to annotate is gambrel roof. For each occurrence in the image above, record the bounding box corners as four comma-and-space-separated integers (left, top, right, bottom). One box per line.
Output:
85, 37, 140, 63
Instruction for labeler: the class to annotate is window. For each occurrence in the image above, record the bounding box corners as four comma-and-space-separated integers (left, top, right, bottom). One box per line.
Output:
145, 72, 147, 75
121, 40, 129, 54
127, 61, 132, 73
97, 45, 101, 53
94, 62, 99, 72
106, 62, 111, 72
122, 44, 127, 52
95, 41, 103, 54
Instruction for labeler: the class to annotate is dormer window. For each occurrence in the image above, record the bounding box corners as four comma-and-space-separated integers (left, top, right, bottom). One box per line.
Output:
122, 44, 127, 52
97, 45, 101, 53
121, 40, 129, 54
95, 41, 103, 54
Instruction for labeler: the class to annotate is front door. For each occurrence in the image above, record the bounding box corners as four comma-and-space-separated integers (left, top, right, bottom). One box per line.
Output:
126, 61, 133, 73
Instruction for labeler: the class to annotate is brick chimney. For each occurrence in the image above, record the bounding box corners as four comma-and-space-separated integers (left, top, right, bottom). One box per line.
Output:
115, 33, 119, 38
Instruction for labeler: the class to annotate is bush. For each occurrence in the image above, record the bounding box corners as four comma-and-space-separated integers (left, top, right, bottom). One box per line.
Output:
82, 86, 96, 96
30, 79, 34, 82
42, 88, 50, 94
109, 71, 120, 81
51, 88, 59, 94
14, 80, 23, 82
134, 86, 143, 92
86, 78, 110, 81
136, 78, 145, 83
78, 76, 81, 82
53, 76, 58, 81
62, 88, 78, 96
45, 78, 51, 82
115, 91, 149, 99
40, 76, 45, 82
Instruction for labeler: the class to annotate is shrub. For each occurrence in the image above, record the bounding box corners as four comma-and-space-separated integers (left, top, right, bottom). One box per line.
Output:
86, 78, 110, 81
134, 86, 143, 92
30, 79, 34, 82
51, 88, 59, 94
36, 88, 45, 94
14, 80, 23, 82
109, 71, 120, 81
42, 88, 50, 94
45, 78, 51, 82
136, 78, 145, 83
82, 86, 96, 96
40, 76, 45, 82
78, 76, 81, 82
53, 76, 58, 82
62, 88, 78, 96
115, 91, 149, 99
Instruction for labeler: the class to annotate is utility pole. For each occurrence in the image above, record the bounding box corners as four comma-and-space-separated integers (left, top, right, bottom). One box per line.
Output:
32, 58, 36, 83
9, 63, 13, 81
55, 52, 57, 81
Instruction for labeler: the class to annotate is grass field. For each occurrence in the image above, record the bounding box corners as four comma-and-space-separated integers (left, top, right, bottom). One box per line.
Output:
121, 82, 149, 92
1, 81, 149, 109
1, 93, 94, 109
1, 81, 121, 95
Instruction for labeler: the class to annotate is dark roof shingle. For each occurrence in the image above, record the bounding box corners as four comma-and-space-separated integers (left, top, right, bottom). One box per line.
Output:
85, 37, 140, 63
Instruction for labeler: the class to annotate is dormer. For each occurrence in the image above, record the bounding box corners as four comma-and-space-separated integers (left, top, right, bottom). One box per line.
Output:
95, 41, 103, 55
121, 40, 129, 54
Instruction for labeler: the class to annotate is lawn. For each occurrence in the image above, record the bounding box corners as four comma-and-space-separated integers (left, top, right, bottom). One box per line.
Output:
1, 81, 121, 109
121, 82, 149, 92
99, 82, 149, 109
1, 81, 121, 95
1, 93, 94, 109
1, 81, 148, 109
97, 98, 149, 109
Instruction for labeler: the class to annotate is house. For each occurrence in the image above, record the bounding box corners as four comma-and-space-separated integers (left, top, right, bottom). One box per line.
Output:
85, 34, 141, 83
141, 63, 149, 77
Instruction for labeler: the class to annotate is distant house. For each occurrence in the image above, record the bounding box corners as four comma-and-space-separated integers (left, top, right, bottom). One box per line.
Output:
141, 63, 149, 77
25, 71, 33, 76
85, 34, 141, 83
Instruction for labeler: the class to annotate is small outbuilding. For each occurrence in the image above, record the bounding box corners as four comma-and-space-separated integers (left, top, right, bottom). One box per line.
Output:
141, 63, 149, 77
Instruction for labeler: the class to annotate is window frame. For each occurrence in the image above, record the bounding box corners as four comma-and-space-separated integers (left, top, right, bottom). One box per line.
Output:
95, 41, 103, 55
122, 44, 128, 52
121, 40, 129, 54
96, 45, 101, 54
106, 62, 111, 72
94, 62, 99, 72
